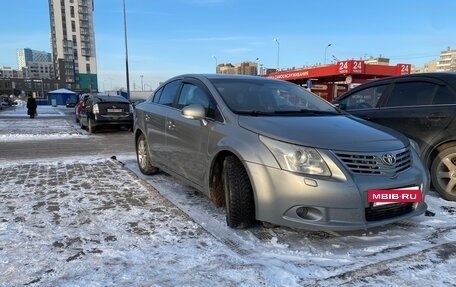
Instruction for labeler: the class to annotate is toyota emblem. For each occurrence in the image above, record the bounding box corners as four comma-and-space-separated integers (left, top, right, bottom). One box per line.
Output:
382, 154, 396, 165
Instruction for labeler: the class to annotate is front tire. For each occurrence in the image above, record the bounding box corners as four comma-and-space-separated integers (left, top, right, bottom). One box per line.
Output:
223, 156, 256, 228
431, 146, 456, 201
136, 133, 159, 175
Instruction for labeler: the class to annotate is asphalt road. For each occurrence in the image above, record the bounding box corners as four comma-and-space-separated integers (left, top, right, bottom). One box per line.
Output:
0, 107, 135, 161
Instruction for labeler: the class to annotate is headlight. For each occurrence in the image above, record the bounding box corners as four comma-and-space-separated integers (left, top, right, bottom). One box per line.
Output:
93, 103, 99, 115
259, 135, 331, 176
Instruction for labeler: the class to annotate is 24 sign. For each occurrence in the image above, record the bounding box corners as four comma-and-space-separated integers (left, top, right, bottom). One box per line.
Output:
338, 60, 364, 74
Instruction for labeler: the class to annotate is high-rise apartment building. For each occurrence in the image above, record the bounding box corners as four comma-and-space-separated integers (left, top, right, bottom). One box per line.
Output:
16, 48, 52, 70
48, 0, 97, 92
437, 47, 456, 72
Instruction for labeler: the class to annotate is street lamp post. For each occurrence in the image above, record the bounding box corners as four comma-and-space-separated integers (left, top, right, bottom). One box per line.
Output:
324, 43, 332, 65
140, 75, 144, 91
273, 38, 280, 71
123, 0, 130, 100
254, 57, 259, 75
212, 55, 218, 73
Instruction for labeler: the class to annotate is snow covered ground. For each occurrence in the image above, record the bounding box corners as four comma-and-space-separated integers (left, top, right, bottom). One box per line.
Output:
0, 106, 455, 286
0, 104, 87, 142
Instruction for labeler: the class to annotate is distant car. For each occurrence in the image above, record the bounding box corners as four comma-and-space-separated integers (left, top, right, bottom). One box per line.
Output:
134, 74, 429, 231
79, 94, 134, 133
332, 72, 456, 201
0, 101, 8, 110
1, 97, 11, 108
75, 93, 91, 123
66, 98, 77, 108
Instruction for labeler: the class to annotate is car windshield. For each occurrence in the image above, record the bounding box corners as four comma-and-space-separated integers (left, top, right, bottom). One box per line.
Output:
210, 78, 339, 116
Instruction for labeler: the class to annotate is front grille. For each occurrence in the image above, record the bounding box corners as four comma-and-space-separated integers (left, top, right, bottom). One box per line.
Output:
365, 203, 414, 221
334, 148, 412, 176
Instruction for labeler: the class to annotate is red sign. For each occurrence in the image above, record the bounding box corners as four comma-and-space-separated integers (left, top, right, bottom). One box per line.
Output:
396, 64, 412, 75
368, 187, 422, 204
338, 60, 365, 74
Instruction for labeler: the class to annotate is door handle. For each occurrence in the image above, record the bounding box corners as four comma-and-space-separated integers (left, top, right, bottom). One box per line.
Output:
426, 113, 446, 121
167, 120, 175, 130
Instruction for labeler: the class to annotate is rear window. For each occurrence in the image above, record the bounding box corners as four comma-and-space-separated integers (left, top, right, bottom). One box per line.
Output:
385, 82, 436, 107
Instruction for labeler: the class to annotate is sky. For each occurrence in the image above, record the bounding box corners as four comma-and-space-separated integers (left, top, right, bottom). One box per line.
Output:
1, 105, 456, 286
0, 0, 455, 90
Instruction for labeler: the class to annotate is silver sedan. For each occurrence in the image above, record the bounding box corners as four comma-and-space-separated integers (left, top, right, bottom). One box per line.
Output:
134, 74, 429, 231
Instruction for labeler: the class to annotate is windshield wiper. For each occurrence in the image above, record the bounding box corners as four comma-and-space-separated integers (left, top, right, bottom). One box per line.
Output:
233, 110, 275, 116
272, 109, 339, 115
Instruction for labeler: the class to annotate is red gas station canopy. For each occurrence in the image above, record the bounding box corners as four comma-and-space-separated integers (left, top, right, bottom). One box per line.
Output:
265, 60, 412, 100
267, 60, 411, 82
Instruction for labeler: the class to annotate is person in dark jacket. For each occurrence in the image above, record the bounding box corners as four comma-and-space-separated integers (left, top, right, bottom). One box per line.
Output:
26, 94, 37, 118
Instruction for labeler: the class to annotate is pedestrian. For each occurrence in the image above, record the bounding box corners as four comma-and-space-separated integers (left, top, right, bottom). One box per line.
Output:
26, 94, 37, 118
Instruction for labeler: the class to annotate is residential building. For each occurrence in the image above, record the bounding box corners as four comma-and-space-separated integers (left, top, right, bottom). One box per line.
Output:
24, 62, 55, 79
0, 66, 22, 78
49, 0, 98, 92
235, 62, 258, 75
412, 60, 438, 73
364, 56, 390, 65
217, 61, 258, 75
437, 47, 456, 72
217, 63, 236, 74
16, 48, 52, 70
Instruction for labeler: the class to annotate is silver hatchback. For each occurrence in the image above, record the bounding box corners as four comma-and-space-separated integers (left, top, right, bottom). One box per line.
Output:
134, 74, 429, 231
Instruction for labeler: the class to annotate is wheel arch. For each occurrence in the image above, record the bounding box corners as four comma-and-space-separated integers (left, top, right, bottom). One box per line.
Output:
208, 150, 257, 211
427, 140, 456, 168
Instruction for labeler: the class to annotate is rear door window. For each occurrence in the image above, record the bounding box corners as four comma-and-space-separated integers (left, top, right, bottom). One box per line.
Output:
385, 82, 436, 107
151, 87, 163, 103
432, 85, 456, 105
158, 80, 181, 106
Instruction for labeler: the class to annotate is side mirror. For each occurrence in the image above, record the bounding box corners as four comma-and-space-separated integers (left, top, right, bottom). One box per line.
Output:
334, 103, 347, 110
181, 104, 206, 120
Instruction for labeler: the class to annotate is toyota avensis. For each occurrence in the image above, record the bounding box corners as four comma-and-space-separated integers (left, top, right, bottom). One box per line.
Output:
134, 74, 429, 231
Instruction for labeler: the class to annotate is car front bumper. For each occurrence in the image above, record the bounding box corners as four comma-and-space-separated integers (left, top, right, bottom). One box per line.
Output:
246, 158, 429, 231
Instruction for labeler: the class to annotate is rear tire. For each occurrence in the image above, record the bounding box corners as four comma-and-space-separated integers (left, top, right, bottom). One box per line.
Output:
431, 146, 456, 201
136, 133, 159, 175
223, 155, 256, 228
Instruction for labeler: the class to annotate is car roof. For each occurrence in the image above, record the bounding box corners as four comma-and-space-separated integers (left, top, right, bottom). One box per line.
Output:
333, 72, 456, 101
358, 72, 456, 86
166, 73, 285, 83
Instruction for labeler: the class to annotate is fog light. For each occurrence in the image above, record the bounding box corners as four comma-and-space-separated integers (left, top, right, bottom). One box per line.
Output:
296, 207, 309, 218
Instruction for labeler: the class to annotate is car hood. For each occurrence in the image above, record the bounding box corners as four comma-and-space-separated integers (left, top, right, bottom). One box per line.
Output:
238, 115, 408, 152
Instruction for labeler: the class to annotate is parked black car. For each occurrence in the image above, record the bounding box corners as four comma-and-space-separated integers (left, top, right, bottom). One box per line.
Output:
332, 72, 456, 201
65, 98, 77, 108
79, 94, 134, 133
